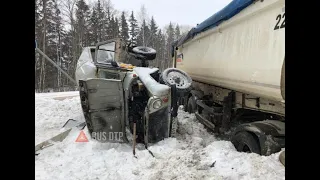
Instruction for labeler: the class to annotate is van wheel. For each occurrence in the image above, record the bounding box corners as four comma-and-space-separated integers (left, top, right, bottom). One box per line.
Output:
231, 131, 261, 155
132, 46, 156, 60
160, 68, 192, 94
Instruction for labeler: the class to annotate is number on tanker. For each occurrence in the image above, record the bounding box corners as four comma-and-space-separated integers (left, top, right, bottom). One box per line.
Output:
274, 13, 285, 30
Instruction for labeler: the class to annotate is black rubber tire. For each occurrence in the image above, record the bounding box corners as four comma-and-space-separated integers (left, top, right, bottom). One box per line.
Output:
132, 46, 156, 55
187, 96, 196, 114
160, 68, 192, 94
231, 131, 261, 155
132, 46, 157, 60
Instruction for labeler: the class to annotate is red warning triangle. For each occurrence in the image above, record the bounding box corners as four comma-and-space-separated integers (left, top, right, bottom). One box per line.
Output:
75, 130, 89, 142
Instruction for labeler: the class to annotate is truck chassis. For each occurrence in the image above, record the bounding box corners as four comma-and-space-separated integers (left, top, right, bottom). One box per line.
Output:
183, 80, 285, 156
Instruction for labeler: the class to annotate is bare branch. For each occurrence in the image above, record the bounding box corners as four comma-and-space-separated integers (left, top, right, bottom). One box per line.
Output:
137, 4, 150, 25
59, 0, 77, 27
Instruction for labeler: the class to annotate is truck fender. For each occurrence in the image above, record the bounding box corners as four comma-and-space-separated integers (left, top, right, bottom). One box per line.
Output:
232, 120, 285, 155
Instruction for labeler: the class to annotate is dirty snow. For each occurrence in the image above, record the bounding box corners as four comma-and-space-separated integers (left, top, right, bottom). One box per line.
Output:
35, 92, 285, 180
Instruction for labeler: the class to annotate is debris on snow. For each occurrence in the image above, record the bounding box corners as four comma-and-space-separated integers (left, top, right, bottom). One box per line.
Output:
210, 161, 216, 168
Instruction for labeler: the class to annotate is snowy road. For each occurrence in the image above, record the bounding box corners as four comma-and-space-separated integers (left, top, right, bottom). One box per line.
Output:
35, 92, 285, 180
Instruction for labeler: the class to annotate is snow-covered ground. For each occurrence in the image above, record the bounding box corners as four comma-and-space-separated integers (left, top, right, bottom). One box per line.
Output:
35, 91, 285, 180
35, 91, 84, 145
35, 91, 79, 98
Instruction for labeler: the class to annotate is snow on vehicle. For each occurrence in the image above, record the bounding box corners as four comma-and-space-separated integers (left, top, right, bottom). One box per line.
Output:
76, 38, 192, 147
172, 0, 285, 156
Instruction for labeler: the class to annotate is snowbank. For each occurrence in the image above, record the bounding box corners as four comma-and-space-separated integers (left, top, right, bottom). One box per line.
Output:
35, 93, 84, 145
35, 92, 285, 180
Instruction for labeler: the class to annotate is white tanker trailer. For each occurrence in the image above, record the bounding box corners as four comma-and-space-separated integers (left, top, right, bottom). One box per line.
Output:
172, 0, 285, 156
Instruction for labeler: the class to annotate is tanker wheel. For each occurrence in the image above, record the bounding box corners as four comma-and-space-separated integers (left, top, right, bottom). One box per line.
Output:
231, 131, 261, 155
187, 96, 196, 114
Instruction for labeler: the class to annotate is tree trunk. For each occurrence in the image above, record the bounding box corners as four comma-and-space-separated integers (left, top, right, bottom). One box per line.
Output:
40, 0, 47, 93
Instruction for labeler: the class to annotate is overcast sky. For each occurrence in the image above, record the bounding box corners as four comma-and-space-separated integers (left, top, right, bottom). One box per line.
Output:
87, 0, 232, 28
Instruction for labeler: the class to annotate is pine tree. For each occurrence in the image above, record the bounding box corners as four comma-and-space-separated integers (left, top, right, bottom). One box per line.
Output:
166, 22, 175, 44
105, 4, 112, 40
175, 24, 181, 41
149, 16, 158, 48
62, 30, 74, 87
89, 7, 98, 45
113, 17, 120, 38
137, 20, 150, 46
108, 16, 119, 39
157, 29, 166, 70
37, 0, 58, 91
120, 11, 129, 43
35, 0, 42, 38
166, 22, 175, 68
96, 0, 104, 42
128, 11, 138, 45
136, 24, 143, 46
35, 0, 42, 90
75, 0, 90, 48
52, 0, 66, 88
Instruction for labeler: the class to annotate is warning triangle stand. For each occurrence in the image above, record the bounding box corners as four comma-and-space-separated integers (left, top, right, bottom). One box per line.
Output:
75, 130, 89, 142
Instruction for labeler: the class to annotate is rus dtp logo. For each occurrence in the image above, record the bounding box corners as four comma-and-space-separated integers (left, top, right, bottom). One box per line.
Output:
75, 131, 124, 142
75, 130, 89, 142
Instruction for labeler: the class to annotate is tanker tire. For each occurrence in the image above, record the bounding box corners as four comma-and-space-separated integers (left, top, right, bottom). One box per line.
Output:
231, 131, 261, 155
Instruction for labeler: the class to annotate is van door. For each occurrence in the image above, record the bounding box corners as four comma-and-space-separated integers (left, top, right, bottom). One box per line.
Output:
79, 78, 127, 143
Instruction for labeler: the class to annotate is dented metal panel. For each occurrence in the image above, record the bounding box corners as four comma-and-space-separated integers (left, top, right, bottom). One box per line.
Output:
81, 78, 126, 143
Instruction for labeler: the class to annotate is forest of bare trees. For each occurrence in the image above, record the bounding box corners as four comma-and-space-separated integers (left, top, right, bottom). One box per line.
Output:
35, 0, 190, 92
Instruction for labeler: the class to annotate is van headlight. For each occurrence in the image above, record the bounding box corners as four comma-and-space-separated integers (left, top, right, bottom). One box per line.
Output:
152, 99, 162, 109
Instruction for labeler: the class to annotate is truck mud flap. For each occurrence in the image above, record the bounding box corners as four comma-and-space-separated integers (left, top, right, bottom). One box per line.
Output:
79, 79, 127, 143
